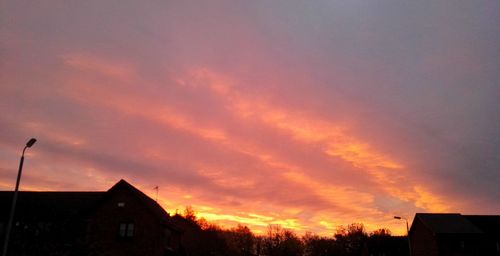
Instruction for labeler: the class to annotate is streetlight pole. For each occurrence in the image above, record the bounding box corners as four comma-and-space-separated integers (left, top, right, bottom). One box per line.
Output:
2, 138, 37, 256
394, 216, 411, 256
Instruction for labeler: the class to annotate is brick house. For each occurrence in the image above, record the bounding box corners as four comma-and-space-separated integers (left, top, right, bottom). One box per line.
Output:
409, 213, 500, 256
0, 179, 182, 256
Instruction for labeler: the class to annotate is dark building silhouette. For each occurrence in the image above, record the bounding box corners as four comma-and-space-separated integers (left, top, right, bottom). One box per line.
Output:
363, 235, 409, 256
0, 179, 182, 256
410, 213, 500, 256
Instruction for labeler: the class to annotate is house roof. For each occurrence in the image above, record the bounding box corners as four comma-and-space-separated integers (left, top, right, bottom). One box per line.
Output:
0, 179, 180, 232
0, 191, 104, 220
412, 213, 483, 234
464, 215, 500, 235
106, 179, 181, 232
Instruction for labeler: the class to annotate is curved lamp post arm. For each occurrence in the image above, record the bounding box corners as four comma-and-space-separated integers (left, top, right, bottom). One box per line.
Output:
2, 138, 37, 256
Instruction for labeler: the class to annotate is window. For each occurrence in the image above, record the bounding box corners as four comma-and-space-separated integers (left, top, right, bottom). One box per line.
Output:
119, 223, 134, 238
164, 228, 172, 246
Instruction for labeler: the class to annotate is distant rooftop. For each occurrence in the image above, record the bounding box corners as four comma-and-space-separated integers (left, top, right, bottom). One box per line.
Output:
413, 213, 500, 235
0, 179, 173, 227
0, 191, 104, 220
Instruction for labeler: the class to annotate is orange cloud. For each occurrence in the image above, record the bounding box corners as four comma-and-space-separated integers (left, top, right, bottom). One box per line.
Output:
177, 68, 454, 215
197, 168, 255, 190
54, 57, 453, 235
412, 185, 450, 212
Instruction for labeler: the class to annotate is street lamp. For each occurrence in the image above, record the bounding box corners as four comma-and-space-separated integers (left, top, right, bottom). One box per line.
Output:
394, 216, 411, 256
2, 138, 37, 256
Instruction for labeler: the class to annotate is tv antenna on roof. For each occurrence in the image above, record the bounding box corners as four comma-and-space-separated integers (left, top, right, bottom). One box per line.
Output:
153, 186, 159, 202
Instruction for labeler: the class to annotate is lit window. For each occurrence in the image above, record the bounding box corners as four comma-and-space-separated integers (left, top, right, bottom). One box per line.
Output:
119, 223, 134, 237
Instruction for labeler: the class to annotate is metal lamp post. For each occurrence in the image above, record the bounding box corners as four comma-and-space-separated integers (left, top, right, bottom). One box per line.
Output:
2, 138, 37, 256
394, 216, 411, 256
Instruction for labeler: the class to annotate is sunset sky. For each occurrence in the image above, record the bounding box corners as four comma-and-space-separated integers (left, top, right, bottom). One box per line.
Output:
1, 1, 499, 236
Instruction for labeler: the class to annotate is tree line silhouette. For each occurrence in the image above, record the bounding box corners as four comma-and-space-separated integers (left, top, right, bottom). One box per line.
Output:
171, 207, 408, 256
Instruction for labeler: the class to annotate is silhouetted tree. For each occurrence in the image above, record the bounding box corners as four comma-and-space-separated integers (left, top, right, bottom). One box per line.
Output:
183, 205, 197, 223
334, 223, 368, 256
172, 207, 407, 256
366, 228, 409, 256
222, 225, 256, 256
172, 207, 230, 256
261, 225, 303, 256
302, 232, 336, 256
370, 228, 392, 237
201, 223, 231, 256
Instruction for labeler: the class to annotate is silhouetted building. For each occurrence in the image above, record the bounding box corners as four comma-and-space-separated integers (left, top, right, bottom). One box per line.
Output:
410, 213, 500, 256
0, 179, 182, 256
363, 235, 409, 256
